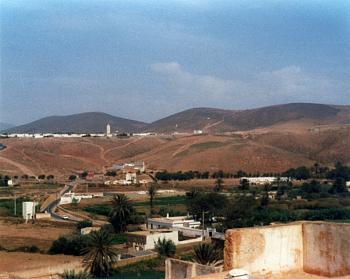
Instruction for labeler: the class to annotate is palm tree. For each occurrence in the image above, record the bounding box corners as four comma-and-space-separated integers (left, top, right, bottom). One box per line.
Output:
193, 243, 223, 266
109, 194, 134, 233
61, 270, 91, 279
81, 230, 118, 277
154, 238, 176, 257
148, 183, 157, 214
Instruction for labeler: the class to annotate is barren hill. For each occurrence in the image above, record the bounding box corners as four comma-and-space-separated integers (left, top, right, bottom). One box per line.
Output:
1, 126, 349, 176
3, 112, 146, 133
143, 103, 350, 133
4, 103, 350, 134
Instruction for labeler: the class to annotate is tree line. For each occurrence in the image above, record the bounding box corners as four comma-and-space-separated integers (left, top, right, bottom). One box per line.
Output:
155, 162, 350, 181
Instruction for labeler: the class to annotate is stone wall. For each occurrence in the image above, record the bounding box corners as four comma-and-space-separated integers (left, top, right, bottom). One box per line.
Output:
223, 221, 350, 278
224, 223, 303, 275
303, 222, 350, 277
165, 258, 223, 279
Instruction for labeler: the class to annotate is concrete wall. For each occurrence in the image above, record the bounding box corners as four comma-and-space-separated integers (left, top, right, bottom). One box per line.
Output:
303, 222, 350, 277
224, 223, 304, 275
165, 258, 223, 279
224, 222, 350, 278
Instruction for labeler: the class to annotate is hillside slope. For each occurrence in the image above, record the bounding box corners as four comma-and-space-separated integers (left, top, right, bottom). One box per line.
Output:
143, 103, 350, 133
1, 127, 349, 176
3, 112, 146, 133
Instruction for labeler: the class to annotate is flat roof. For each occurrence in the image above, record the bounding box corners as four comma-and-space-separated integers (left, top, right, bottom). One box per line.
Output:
127, 229, 175, 236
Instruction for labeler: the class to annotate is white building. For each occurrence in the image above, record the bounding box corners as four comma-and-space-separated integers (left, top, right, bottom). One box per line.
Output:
240, 177, 289, 185
126, 172, 138, 184
127, 230, 179, 251
59, 191, 93, 205
22, 201, 37, 220
148, 215, 201, 230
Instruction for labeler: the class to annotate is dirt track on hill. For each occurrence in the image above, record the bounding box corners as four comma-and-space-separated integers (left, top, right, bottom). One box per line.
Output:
0, 127, 349, 176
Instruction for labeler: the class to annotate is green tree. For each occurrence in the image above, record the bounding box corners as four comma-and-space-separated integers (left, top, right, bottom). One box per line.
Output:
69, 175, 77, 181
223, 196, 259, 228
260, 184, 270, 208
329, 177, 347, 194
77, 220, 93, 230
193, 243, 223, 266
239, 178, 250, 191
109, 194, 134, 233
148, 183, 157, 214
154, 238, 176, 257
187, 192, 228, 219
213, 178, 223, 192
82, 230, 118, 277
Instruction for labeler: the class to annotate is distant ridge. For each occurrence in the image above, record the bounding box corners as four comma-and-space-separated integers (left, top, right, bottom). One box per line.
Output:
3, 103, 350, 134
3, 112, 146, 133
0, 122, 15, 131
142, 103, 350, 133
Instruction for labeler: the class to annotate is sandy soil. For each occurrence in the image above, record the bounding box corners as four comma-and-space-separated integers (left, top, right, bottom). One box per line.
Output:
0, 251, 81, 273
0, 219, 74, 251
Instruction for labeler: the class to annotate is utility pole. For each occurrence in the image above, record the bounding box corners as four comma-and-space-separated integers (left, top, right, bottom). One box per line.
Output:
14, 192, 16, 216
202, 210, 205, 240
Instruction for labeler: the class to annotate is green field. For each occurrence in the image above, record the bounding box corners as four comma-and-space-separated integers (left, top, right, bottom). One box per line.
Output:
85, 195, 187, 217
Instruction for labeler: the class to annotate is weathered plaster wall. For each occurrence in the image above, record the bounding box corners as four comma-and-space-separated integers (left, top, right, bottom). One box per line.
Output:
303, 222, 350, 277
165, 258, 222, 279
224, 223, 303, 275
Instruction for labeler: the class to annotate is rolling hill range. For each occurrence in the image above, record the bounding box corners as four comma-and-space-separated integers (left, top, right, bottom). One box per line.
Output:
0, 126, 349, 176
142, 103, 350, 133
3, 103, 350, 134
3, 112, 146, 134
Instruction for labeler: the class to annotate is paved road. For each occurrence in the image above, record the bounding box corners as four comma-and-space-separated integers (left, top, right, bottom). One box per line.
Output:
46, 182, 75, 221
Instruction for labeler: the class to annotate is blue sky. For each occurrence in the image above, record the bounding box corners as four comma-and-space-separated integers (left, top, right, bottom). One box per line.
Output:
1, 0, 349, 124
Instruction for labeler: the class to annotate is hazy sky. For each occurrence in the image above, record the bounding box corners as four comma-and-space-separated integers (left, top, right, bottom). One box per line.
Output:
1, 0, 349, 125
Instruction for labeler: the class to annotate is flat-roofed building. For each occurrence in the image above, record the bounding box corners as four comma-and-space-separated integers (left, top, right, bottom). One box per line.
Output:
148, 215, 201, 230
127, 229, 179, 251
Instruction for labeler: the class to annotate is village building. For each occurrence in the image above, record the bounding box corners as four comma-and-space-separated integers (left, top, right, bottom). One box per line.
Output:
240, 176, 289, 185
127, 230, 179, 251
148, 215, 201, 230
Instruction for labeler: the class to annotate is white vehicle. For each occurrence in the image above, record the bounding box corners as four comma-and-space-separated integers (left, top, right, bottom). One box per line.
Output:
62, 215, 69, 220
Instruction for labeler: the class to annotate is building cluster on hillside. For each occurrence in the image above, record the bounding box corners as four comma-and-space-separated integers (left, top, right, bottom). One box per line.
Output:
113, 162, 146, 173
104, 161, 151, 186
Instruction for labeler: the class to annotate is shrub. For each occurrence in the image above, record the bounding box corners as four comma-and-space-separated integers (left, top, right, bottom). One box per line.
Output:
76, 220, 93, 230
69, 175, 77, 181
154, 238, 176, 257
49, 235, 89, 256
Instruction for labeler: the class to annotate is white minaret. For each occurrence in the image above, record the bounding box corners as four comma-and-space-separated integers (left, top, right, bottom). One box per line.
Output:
106, 123, 111, 135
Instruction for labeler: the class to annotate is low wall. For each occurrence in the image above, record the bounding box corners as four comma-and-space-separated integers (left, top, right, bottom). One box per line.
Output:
224, 223, 304, 275
303, 222, 350, 277
165, 258, 222, 279
113, 252, 158, 268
